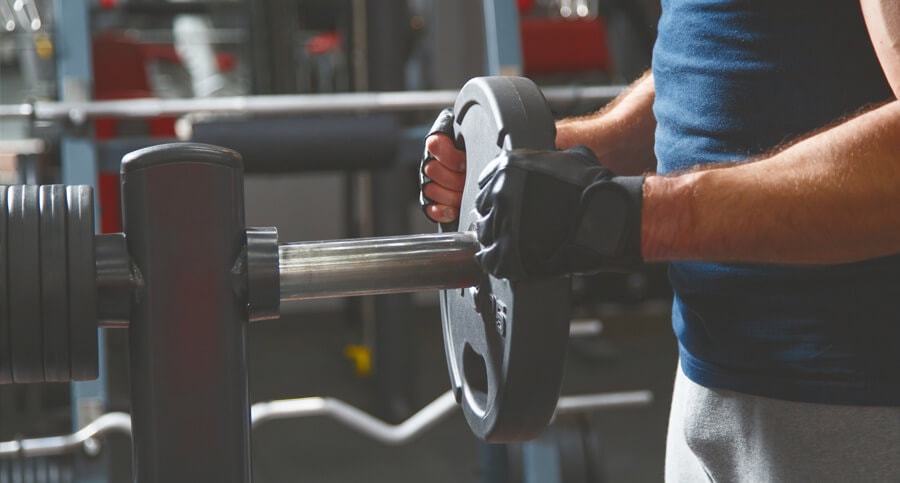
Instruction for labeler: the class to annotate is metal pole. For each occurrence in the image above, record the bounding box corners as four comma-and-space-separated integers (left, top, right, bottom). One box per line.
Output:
366, 0, 417, 424
483, 0, 523, 76
0, 85, 624, 121
122, 143, 251, 483
279, 231, 481, 302
54, 0, 107, 480
95, 230, 481, 329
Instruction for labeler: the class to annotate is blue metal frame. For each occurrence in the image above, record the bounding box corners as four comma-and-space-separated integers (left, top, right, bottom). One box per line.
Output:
53, 1, 107, 481
54, 0, 99, 187
482, 0, 523, 76
522, 435, 564, 483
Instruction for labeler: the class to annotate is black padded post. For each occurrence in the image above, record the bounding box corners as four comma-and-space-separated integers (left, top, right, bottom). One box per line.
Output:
121, 143, 251, 483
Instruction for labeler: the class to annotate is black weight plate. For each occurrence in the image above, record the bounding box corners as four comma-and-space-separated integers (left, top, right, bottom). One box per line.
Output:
67, 185, 98, 381
0, 186, 10, 383
40, 185, 71, 382
8, 185, 45, 383
440, 77, 572, 441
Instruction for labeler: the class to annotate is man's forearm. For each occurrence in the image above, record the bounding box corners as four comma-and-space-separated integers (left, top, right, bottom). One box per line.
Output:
555, 71, 657, 176
643, 100, 900, 264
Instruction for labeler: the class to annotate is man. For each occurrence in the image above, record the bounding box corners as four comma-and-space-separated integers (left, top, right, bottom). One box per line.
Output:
420, 1, 900, 480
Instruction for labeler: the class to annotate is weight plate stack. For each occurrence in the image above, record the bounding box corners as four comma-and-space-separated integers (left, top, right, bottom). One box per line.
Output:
0, 186, 10, 384
0, 185, 98, 385
66, 185, 98, 381
441, 77, 573, 441
8, 185, 45, 383
40, 185, 71, 382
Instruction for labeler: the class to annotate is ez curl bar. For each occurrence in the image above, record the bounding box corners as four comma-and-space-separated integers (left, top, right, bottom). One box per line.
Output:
0, 77, 645, 482
1, 390, 652, 458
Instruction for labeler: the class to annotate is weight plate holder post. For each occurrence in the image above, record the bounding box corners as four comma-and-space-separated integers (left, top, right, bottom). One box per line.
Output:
0, 76, 579, 480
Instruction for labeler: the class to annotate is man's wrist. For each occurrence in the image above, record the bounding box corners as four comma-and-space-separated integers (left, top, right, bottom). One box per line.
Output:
640, 173, 696, 262
554, 121, 579, 150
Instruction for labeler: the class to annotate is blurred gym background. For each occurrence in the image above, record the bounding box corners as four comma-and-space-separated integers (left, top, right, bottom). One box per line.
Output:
0, 1, 674, 481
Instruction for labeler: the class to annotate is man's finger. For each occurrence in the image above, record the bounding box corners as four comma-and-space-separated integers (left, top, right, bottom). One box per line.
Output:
423, 159, 466, 191
425, 203, 459, 223
425, 134, 467, 172
423, 181, 464, 208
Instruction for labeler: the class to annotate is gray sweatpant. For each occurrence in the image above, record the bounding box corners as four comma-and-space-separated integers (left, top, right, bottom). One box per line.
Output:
665, 364, 900, 482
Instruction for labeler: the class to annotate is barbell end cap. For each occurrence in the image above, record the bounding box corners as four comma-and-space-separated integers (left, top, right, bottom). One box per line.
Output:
246, 227, 280, 322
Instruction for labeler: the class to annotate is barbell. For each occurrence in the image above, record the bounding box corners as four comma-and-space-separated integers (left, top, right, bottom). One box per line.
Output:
0, 84, 623, 122
0, 76, 573, 443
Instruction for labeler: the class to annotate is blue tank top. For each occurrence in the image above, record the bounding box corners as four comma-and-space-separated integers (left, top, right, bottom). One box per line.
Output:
652, 0, 900, 405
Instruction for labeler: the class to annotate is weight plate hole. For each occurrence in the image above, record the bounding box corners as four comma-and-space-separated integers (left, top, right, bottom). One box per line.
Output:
462, 343, 489, 416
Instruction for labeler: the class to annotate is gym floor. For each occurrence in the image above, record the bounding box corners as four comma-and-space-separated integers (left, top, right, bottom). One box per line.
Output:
243, 301, 678, 483
9, 294, 676, 482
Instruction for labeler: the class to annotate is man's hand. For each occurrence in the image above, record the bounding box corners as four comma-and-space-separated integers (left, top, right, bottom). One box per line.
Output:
419, 109, 467, 224
474, 147, 644, 279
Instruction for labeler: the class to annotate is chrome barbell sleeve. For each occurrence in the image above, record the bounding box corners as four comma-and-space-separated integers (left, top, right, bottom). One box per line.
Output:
279, 231, 482, 302
95, 231, 483, 328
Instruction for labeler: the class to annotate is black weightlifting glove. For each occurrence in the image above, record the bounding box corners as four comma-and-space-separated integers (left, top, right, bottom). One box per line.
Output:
474, 146, 643, 280
419, 108, 457, 224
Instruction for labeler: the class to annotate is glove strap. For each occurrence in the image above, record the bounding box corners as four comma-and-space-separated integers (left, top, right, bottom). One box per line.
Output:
572, 175, 645, 266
